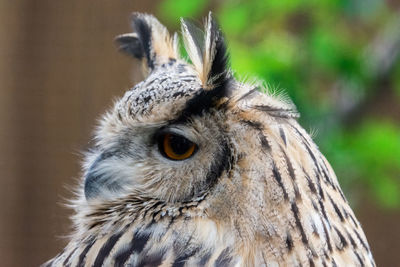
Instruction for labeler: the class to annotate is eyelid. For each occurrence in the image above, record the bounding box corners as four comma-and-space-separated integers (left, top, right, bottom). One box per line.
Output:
155, 126, 197, 144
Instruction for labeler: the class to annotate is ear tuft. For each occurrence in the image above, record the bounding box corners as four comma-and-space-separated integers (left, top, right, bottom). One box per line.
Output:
207, 14, 230, 88
180, 18, 205, 77
115, 13, 179, 74
181, 12, 230, 89
131, 14, 154, 69
115, 33, 144, 59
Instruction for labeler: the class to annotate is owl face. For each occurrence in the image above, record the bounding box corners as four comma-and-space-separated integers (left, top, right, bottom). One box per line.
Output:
83, 13, 297, 212
84, 14, 235, 205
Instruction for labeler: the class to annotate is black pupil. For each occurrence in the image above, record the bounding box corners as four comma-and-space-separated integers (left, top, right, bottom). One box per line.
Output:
168, 134, 192, 155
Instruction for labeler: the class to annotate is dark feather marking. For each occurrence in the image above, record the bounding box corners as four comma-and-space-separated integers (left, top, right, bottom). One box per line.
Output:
272, 161, 289, 200
346, 230, 357, 249
289, 124, 322, 173
354, 229, 369, 251
199, 251, 212, 265
253, 105, 299, 118
354, 251, 365, 267
259, 133, 271, 151
178, 74, 197, 79
282, 150, 300, 200
304, 142, 321, 173
172, 91, 188, 98
322, 260, 328, 267
315, 174, 325, 200
93, 227, 128, 266
62, 247, 78, 267
311, 221, 320, 237
172, 247, 200, 267
151, 202, 167, 223
214, 247, 233, 267
117, 111, 123, 121
321, 167, 335, 189
303, 169, 317, 195
116, 34, 143, 59
204, 140, 231, 191
328, 194, 345, 222
239, 120, 271, 151
77, 239, 96, 267
208, 16, 230, 87
293, 125, 347, 205
348, 212, 359, 228
289, 123, 312, 147
337, 188, 347, 202
261, 251, 269, 266
291, 202, 308, 246
322, 220, 333, 252
142, 206, 153, 221
240, 119, 263, 130
310, 246, 318, 258
309, 258, 316, 267
319, 157, 346, 201
181, 78, 198, 82
177, 64, 187, 73
320, 159, 336, 187
252, 105, 292, 113
159, 77, 170, 83
141, 200, 162, 219
136, 249, 166, 267
314, 169, 321, 183
176, 78, 232, 121
279, 127, 287, 145
333, 226, 348, 250
236, 87, 260, 102
311, 199, 319, 211
143, 201, 165, 222
332, 258, 338, 267
318, 199, 329, 224
338, 188, 347, 202
165, 216, 176, 233
131, 15, 153, 69
114, 230, 151, 265
342, 207, 349, 220
286, 233, 294, 251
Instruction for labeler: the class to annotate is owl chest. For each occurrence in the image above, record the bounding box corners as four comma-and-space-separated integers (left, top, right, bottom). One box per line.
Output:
51, 217, 240, 266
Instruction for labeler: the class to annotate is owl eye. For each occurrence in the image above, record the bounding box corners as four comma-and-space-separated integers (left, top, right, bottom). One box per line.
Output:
158, 133, 197, 160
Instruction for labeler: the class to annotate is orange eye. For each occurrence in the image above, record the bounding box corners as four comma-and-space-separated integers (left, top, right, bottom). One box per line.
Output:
159, 133, 197, 160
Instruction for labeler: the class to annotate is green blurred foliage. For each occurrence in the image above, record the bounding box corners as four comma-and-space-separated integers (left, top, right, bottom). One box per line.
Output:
158, 0, 400, 209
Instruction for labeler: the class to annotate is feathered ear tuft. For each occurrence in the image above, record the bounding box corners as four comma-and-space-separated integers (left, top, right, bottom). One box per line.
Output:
115, 13, 179, 75
181, 12, 230, 89
207, 15, 230, 89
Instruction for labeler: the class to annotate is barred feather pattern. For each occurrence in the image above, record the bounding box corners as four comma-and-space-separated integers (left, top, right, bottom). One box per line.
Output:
44, 13, 375, 267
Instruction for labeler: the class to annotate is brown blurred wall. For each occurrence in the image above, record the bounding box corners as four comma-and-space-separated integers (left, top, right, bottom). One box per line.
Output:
1, 1, 399, 267
0, 1, 157, 266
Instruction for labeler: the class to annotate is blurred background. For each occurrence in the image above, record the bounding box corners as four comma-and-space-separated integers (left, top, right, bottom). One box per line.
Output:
0, 0, 399, 266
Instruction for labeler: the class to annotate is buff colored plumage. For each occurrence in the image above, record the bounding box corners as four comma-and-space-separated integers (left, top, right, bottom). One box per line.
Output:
44, 12, 375, 267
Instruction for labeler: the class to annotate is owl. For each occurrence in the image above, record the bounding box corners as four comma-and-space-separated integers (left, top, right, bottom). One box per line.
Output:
44, 12, 375, 267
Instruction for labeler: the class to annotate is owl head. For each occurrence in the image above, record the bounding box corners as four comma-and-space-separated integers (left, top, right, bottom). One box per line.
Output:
81, 12, 303, 234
